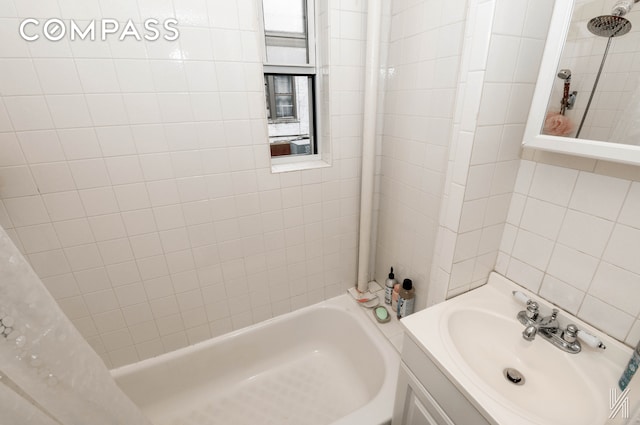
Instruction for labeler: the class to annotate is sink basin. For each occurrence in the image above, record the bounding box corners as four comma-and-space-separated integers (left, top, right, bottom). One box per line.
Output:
445, 308, 615, 424
400, 273, 640, 425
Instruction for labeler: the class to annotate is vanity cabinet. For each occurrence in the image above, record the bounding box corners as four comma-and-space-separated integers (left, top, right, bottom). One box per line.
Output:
393, 363, 453, 425
392, 335, 492, 425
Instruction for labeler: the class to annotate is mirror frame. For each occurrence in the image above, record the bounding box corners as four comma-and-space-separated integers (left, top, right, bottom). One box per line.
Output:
523, 0, 640, 165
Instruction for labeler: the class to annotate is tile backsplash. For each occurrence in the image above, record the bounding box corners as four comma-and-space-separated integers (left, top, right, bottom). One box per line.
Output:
498, 157, 640, 346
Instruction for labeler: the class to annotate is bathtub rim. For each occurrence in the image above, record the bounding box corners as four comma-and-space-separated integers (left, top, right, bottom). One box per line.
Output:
111, 293, 400, 425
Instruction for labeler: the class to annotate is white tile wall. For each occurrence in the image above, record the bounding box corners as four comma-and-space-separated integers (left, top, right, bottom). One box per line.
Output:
374, 0, 467, 310
499, 160, 640, 345
428, 0, 554, 303
0, 0, 367, 367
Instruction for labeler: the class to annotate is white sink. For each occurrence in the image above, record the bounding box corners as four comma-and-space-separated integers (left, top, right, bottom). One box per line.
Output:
400, 273, 640, 425
446, 308, 617, 424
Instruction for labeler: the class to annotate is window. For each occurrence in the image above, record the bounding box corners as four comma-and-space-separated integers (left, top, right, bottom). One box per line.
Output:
264, 74, 314, 156
260, 0, 317, 160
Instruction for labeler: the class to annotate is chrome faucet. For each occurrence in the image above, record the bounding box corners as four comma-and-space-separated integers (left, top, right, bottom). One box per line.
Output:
512, 291, 606, 354
522, 306, 559, 341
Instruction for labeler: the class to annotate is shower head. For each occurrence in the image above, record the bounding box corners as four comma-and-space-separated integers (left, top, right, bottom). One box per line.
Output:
557, 69, 572, 80
587, 15, 632, 37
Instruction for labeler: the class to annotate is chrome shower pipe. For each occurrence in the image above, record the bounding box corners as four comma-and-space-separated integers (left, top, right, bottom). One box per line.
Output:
356, 0, 382, 293
577, 5, 635, 138
576, 37, 613, 138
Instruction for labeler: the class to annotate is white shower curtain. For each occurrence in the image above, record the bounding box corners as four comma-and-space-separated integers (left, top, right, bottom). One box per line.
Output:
0, 227, 152, 425
1, 372, 60, 425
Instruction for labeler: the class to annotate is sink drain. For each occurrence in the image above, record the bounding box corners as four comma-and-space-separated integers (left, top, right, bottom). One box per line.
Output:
503, 368, 525, 385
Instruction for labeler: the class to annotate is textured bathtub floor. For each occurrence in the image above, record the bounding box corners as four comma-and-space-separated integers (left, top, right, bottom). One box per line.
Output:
154, 350, 370, 425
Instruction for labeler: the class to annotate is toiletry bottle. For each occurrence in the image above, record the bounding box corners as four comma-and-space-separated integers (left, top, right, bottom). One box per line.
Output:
392, 282, 400, 312
384, 267, 397, 305
397, 279, 415, 319
619, 340, 640, 391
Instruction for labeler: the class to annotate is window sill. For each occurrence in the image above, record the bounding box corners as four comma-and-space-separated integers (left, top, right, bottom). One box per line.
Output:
271, 158, 331, 173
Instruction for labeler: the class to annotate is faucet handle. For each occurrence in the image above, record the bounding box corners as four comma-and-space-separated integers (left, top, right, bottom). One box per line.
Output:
526, 301, 539, 320
512, 291, 531, 305
577, 330, 606, 350
563, 324, 578, 343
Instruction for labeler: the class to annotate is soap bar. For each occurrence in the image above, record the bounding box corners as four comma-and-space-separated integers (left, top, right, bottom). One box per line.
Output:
373, 306, 390, 323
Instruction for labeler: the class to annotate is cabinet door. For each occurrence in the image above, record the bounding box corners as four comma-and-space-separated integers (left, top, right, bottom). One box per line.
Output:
403, 387, 440, 425
392, 364, 454, 425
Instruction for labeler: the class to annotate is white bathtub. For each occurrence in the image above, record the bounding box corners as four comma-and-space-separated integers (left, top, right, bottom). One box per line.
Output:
112, 294, 399, 425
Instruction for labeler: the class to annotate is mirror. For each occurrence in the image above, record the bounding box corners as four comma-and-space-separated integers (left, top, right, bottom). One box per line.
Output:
524, 0, 640, 165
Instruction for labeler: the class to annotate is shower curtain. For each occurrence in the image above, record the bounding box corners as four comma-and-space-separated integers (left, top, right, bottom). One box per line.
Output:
0, 227, 152, 425
1, 373, 60, 425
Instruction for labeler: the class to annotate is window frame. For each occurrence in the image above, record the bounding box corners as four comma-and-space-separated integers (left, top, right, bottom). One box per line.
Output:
259, 0, 323, 167
264, 69, 318, 164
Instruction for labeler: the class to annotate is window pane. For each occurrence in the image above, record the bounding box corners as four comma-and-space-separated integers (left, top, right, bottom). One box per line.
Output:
265, 74, 314, 157
275, 95, 294, 117
263, 0, 305, 33
265, 45, 308, 64
262, 0, 308, 65
274, 75, 292, 94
